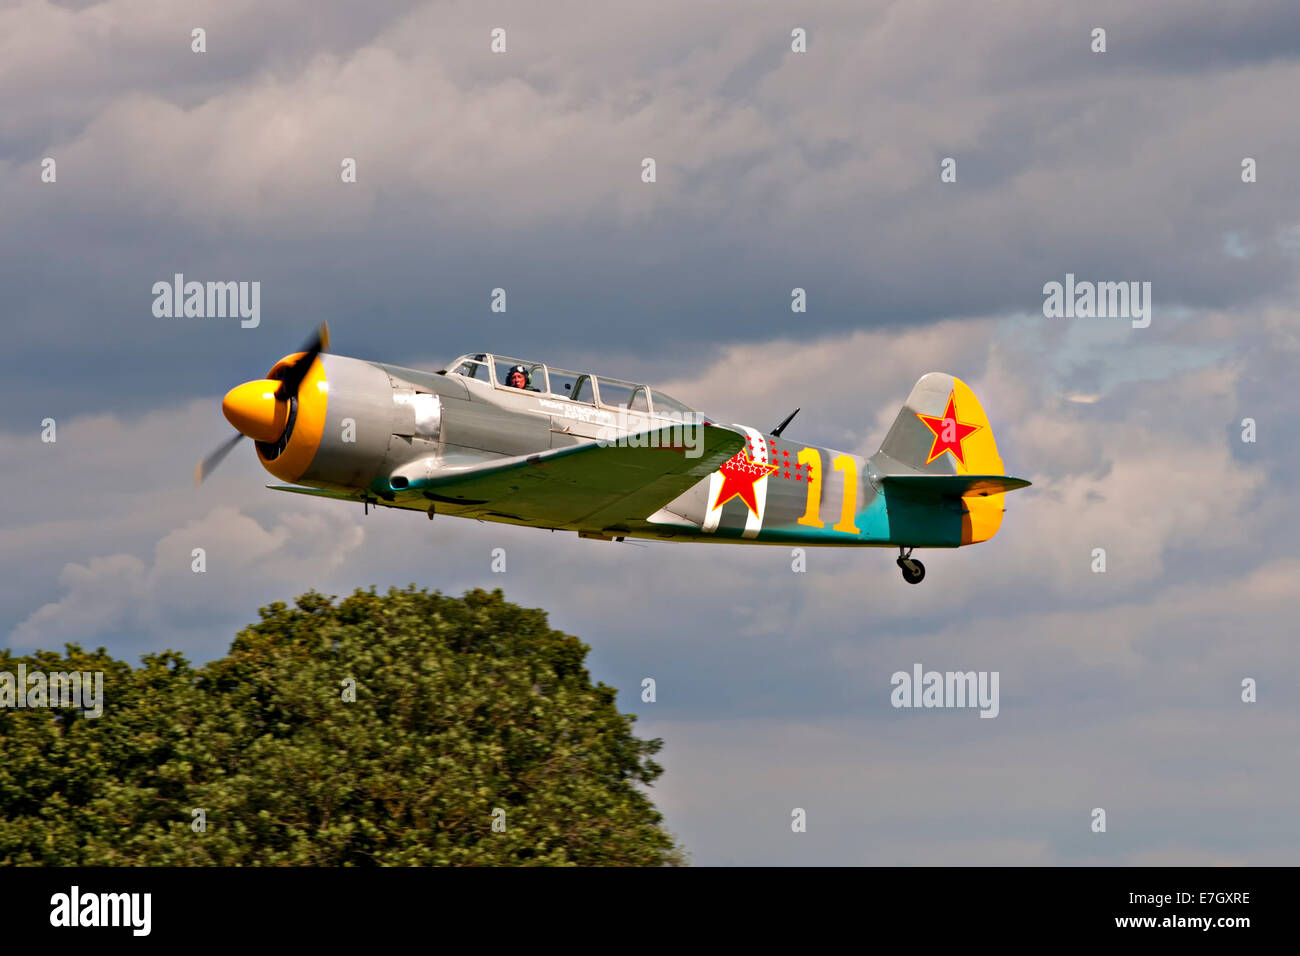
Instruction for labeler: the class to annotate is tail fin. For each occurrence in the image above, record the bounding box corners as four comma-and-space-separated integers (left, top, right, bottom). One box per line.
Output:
873, 373, 1029, 544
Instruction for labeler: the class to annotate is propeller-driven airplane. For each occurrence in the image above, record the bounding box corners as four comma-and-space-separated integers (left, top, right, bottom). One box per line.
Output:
197, 324, 1030, 583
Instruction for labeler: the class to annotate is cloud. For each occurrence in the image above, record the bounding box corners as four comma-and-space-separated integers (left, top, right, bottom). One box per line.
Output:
643, 705, 1300, 865
0, 397, 366, 659
4, 0, 1300, 401
9, 506, 364, 658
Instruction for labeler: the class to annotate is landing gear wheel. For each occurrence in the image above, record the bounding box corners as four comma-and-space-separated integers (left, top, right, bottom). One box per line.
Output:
897, 558, 925, 584
896, 548, 925, 584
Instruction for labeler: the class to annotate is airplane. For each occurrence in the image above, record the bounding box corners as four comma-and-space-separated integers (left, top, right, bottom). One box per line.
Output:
196, 324, 1030, 583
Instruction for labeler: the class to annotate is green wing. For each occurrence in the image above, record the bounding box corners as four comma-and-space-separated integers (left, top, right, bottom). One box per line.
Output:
274, 425, 744, 532
416, 425, 744, 530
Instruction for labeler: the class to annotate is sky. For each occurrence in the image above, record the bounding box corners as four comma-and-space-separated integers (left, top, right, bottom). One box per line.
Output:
2, 0, 1299, 865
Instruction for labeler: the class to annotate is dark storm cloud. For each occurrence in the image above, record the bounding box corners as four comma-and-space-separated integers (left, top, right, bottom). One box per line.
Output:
3, 0, 1299, 432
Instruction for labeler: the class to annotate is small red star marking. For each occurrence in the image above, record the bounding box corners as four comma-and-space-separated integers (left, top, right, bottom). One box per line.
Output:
915, 391, 981, 466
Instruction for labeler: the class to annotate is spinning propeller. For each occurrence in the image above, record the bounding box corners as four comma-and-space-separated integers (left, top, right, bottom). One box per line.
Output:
194, 322, 330, 485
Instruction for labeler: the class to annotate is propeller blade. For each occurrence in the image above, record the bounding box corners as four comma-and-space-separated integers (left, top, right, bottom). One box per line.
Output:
194, 431, 245, 486
274, 321, 331, 399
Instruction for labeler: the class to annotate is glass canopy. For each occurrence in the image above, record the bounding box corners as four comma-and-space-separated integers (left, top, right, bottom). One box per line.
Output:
444, 353, 702, 419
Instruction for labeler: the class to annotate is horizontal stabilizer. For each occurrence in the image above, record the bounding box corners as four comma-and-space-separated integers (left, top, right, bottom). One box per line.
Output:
882, 474, 1032, 498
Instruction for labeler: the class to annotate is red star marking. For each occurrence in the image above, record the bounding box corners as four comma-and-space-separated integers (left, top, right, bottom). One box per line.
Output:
711, 451, 778, 516
915, 391, 981, 466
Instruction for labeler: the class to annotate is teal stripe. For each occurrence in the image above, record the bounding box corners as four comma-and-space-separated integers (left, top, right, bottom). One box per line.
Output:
747, 490, 963, 547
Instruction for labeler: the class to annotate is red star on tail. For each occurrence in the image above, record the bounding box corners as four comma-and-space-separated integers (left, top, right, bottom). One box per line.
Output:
915, 391, 980, 466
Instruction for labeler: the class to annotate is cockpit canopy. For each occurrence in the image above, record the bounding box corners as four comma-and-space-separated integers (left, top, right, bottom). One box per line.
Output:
444, 353, 701, 419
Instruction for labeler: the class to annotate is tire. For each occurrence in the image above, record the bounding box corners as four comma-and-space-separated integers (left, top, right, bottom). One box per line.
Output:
901, 559, 925, 584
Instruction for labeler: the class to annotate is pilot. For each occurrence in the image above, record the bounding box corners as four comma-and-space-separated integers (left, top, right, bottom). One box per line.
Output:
505, 365, 534, 390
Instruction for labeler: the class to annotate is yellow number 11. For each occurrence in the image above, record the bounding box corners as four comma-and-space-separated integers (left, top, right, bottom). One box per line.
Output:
796, 447, 823, 527
795, 448, 861, 534
831, 455, 861, 534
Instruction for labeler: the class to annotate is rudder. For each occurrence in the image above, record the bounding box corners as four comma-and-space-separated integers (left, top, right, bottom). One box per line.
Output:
874, 372, 1013, 544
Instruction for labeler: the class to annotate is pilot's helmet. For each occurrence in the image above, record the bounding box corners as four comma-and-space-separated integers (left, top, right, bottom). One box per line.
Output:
506, 364, 530, 386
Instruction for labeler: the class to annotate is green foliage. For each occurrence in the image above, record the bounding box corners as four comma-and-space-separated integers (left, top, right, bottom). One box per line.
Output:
0, 587, 683, 866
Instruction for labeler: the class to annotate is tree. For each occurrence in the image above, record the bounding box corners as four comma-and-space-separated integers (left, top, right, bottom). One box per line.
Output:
0, 587, 684, 866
